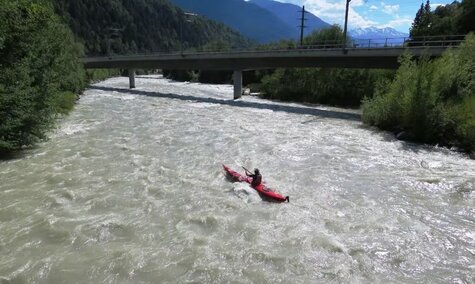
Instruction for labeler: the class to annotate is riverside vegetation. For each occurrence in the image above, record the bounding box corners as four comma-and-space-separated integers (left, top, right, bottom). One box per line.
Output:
364, 0, 474, 155
0, 0, 86, 156
363, 34, 475, 154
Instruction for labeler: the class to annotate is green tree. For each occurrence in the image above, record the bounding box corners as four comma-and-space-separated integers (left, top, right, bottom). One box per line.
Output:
0, 0, 86, 156
52, 0, 251, 56
410, 0, 474, 37
458, 0, 475, 34
431, 3, 458, 35
410, 0, 433, 38
363, 34, 475, 153
303, 25, 346, 47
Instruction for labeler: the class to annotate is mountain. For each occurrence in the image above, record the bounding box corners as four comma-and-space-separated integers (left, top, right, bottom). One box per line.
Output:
249, 0, 330, 37
349, 27, 408, 39
349, 27, 409, 47
53, 0, 250, 56
169, 0, 297, 43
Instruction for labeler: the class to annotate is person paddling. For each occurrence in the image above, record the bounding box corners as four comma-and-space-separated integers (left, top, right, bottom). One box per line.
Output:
244, 168, 262, 187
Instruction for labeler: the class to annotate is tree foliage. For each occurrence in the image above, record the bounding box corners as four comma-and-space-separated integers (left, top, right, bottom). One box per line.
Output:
52, 0, 251, 56
366, 0, 475, 154
363, 34, 475, 152
0, 0, 86, 156
410, 0, 475, 37
458, 0, 475, 34
303, 25, 346, 46
410, 0, 433, 37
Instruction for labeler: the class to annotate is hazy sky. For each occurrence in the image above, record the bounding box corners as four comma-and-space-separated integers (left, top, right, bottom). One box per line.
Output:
275, 0, 456, 33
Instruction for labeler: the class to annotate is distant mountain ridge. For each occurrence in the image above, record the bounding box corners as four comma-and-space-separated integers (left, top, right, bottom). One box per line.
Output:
349, 27, 409, 39
169, 0, 297, 43
249, 0, 330, 37
349, 27, 409, 47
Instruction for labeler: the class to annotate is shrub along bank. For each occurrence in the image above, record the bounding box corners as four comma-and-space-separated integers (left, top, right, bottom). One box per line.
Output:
0, 0, 86, 156
362, 34, 475, 154
259, 68, 393, 108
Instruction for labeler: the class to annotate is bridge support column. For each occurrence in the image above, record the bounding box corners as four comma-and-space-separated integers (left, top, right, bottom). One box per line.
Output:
128, 69, 136, 89
233, 70, 242, 100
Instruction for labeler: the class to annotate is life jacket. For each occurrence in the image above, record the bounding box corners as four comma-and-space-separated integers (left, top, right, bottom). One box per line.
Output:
251, 174, 262, 186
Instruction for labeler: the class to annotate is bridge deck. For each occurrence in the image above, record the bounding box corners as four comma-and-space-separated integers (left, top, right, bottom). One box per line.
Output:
83, 46, 449, 70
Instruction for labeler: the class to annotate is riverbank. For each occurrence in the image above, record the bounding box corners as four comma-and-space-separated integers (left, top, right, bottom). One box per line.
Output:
0, 2, 86, 157
362, 35, 475, 158
246, 90, 474, 160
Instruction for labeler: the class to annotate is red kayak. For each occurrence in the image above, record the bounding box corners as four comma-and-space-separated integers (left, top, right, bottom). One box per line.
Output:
223, 165, 289, 203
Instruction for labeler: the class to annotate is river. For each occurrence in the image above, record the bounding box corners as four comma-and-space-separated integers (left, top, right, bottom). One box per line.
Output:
1, 75, 474, 283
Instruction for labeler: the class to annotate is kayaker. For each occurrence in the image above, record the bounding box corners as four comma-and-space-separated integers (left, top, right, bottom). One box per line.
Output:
246, 168, 262, 187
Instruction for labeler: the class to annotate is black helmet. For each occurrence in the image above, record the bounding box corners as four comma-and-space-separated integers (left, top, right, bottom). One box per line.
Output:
254, 168, 260, 174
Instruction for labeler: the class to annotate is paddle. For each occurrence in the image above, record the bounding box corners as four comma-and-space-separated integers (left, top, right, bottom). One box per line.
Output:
242, 166, 252, 175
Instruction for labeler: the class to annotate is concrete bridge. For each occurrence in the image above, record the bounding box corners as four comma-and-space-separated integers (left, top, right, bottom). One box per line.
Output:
83, 38, 461, 99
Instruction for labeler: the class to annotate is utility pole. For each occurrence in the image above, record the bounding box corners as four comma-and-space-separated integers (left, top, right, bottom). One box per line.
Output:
342, 0, 351, 52
298, 5, 307, 46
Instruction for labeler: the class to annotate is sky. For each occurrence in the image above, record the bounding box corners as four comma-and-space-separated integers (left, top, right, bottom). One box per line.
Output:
276, 0, 456, 33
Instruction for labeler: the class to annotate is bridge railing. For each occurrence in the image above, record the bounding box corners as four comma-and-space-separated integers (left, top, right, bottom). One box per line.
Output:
295, 34, 466, 50
180, 35, 466, 55
403, 34, 466, 47
86, 34, 467, 57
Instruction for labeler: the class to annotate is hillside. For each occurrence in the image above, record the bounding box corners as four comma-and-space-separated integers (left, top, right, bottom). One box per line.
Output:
249, 0, 330, 36
169, 0, 296, 43
53, 0, 251, 56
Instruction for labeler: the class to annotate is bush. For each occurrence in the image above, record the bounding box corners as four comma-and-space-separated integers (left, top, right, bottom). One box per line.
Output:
260, 68, 391, 107
86, 69, 121, 83
362, 33, 475, 153
51, 91, 77, 115
451, 96, 475, 152
0, 0, 86, 155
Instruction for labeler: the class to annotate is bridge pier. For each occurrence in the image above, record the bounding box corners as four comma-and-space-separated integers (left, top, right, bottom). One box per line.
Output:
128, 69, 136, 89
233, 70, 242, 100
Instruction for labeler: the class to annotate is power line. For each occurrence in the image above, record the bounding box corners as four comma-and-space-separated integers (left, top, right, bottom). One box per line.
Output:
298, 5, 309, 45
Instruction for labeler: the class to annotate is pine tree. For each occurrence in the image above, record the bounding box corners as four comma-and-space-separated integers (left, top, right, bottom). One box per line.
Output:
410, 0, 433, 38
411, 3, 424, 32
422, 0, 432, 31
458, 0, 475, 34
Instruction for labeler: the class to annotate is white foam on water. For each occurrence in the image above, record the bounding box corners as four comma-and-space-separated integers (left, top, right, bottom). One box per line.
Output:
0, 75, 474, 283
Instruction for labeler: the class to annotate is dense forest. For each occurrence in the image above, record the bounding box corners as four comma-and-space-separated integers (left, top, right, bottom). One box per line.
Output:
0, 0, 86, 156
410, 0, 475, 37
53, 0, 251, 55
